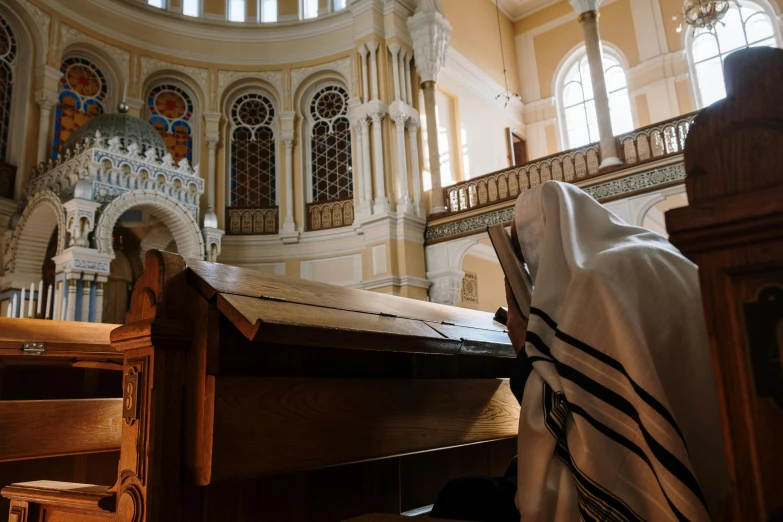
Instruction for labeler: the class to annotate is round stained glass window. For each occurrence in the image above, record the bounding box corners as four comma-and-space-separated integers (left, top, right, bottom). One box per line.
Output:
66, 64, 101, 98
238, 99, 268, 126
154, 90, 187, 119
315, 91, 345, 120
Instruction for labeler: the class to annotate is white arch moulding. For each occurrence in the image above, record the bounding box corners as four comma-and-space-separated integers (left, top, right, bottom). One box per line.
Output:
3, 190, 66, 277
94, 190, 205, 260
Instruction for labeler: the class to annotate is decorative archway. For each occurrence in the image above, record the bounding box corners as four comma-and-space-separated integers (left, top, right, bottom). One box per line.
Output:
3, 191, 66, 275
94, 190, 204, 260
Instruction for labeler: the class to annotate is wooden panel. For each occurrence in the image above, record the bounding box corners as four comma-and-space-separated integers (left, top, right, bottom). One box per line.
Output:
187, 261, 506, 333
216, 293, 460, 355
0, 318, 119, 361
1, 481, 115, 519
0, 399, 122, 462
208, 377, 519, 482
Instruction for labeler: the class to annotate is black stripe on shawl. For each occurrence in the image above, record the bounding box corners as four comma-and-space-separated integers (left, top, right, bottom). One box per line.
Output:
529, 306, 687, 444
568, 402, 692, 522
529, 317, 708, 515
541, 384, 646, 522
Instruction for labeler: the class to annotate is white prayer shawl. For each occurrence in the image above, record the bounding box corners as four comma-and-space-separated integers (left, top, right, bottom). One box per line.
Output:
513, 182, 729, 522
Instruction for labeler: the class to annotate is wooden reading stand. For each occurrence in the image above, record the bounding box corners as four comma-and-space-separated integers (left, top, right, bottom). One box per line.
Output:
2, 251, 518, 521
666, 46, 783, 521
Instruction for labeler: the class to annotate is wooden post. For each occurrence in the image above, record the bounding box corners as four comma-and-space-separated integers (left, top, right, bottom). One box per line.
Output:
666, 47, 783, 521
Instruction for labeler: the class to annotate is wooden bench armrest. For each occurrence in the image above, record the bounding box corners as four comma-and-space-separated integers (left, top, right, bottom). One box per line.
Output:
1, 481, 115, 513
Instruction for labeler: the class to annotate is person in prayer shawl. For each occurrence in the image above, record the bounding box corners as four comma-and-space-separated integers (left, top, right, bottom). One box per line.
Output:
431, 181, 729, 522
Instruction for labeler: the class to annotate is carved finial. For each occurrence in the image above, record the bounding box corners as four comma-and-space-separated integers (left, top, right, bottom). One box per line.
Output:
118, 102, 129, 114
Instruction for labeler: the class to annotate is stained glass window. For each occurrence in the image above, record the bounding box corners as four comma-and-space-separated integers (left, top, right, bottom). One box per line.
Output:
0, 15, 16, 161
230, 93, 276, 208
690, 2, 779, 107
309, 85, 352, 202
147, 84, 193, 162
561, 52, 633, 148
53, 57, 107, 159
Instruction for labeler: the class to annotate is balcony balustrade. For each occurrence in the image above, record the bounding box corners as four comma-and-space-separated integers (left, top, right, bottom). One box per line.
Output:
307, 197, 355, 231
226, 206, 279, 235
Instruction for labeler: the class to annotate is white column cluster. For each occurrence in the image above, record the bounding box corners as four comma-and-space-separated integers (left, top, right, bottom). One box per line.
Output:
35, 90, 57, 165
279, 111, 297, 236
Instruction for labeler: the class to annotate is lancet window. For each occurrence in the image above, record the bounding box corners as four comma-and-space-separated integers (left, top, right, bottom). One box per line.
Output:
308, 84, 352, 203
689, 2, 780, 107
52, 57, 107, 159
559, 51, 633, 149
230, 92, 277, 209
147, 84, 194, 162
0, 15, 16, 161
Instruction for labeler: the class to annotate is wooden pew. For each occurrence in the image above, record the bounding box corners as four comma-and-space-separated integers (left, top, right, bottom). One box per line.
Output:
666, 47, 783, 521
3, 251, 518, 521
0, 319, 123, 517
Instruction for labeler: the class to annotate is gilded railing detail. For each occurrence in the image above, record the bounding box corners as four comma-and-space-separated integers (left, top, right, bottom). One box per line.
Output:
226, 206, 279, 235
618, 112, 698, 166
307, 198, 354, 231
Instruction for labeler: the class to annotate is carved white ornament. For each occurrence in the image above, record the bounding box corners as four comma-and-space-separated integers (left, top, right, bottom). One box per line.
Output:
60, 24, 130, 82
3, 191, 67, 274
218, 70, 284, 102
291, 57, 354, 102
19, 0, 50, 50
140, 56, 209, 95
407, 0, 452, 83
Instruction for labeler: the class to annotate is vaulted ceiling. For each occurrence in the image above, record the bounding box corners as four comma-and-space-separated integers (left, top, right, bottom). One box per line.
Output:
497, 0, 559, 20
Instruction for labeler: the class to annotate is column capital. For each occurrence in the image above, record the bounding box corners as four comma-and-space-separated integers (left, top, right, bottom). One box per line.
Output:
206, 135, 219, 150
203, 111, 222, 125
570, 0, 601, 15
407, 0, 452, 83
365, 38, 380, 54
388, 43, 401, 57
283, 137, 295, 150
35, 89, 58, 110
358, 42, 369, 57
370, 111, 385, 124
391, 111, 409, 125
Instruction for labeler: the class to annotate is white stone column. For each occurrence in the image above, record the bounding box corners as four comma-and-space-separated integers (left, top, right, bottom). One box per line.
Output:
408, 0, 452, 214
392, 112, 414, 215
203, 112, 222, 215
370, 112, 389, 212
65, 277, 78, 322
360, 117, 373, 209
404, 51, 414, 105
94, 279, 105, 324
570, 0, 622, 168
358, 44, 370, 103
35, 91, 57, 164
389, 44, 402, 102
407, 122, 424, 217
366, 39, 381, 101
81, 277, 92, 322
283, 138, 295, 231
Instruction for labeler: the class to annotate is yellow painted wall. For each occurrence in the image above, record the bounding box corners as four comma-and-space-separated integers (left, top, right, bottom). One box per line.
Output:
459, 253, 505, 314
676, 79, 697, 114
203, 0, 225, 16
442, 0, 520, 94
279, 0, 299, 17
635, 93, 651, 127
514, 0, 573, 34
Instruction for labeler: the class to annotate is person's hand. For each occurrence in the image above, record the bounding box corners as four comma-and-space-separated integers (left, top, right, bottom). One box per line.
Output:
505, 278, 528, 355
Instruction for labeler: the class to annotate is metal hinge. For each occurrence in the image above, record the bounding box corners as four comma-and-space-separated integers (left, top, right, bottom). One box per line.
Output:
259, 295, 287, 302
21, 342, 45, 355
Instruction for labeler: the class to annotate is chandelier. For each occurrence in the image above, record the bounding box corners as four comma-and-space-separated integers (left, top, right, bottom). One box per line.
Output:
682, 0, 731, 30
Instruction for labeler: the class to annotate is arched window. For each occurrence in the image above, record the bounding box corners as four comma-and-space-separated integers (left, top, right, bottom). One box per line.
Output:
559, 51, 633, 149
182, 0, 200, 16
147, 84, 194, 162
230, 92, 277, 210
0, 15, 16, 161
53, 57, 107, 159
228, 0, 245, 21
308, 85, 352, 203
302, 0, 318, 19
260, 0, 277, 21
689, 2, 780, 107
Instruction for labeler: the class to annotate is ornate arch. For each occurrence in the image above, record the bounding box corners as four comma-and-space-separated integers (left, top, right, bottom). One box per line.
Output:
94, 190, 205, 260
3, 191, 66, 274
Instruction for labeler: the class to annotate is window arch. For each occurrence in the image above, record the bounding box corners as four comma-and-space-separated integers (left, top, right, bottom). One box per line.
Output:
229, 92, 278, 222
146, 84, 194, 163
52, 56, 107, 159
307, 84, 353, 203
557, 48, 633, 149
688, 1, 781, 107
0, 14, 16, 162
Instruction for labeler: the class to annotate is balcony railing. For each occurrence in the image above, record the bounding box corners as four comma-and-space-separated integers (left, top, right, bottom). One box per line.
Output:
443, 112, 699, 215
307, 197, 354, 231
226, 206, 279, 235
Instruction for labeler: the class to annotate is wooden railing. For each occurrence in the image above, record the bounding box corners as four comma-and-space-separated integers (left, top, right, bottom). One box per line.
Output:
226, 206, 279, 235
618, 112, 698, 166
0, 160, 17, 199
307, 197, 354, 231
442, 112, 699, 216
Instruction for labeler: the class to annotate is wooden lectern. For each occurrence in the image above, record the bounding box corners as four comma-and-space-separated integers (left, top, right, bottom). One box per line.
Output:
3, 251, 518, 521
667, 46, 783, 521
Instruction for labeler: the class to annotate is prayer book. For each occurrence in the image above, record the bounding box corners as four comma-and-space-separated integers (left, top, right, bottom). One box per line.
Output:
487, 224, 532, 318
